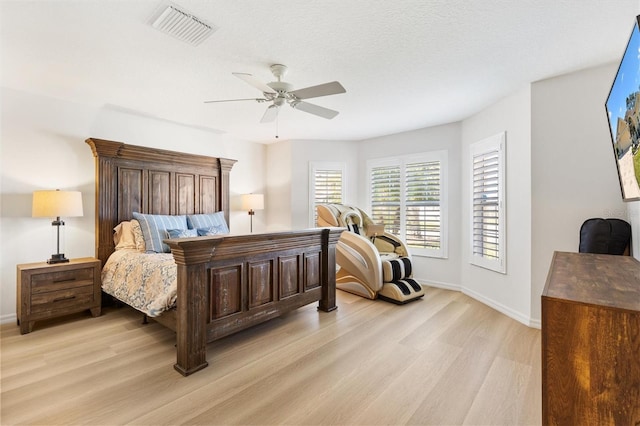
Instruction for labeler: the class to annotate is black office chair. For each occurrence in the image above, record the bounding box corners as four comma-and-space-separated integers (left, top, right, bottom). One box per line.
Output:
579, 218, 631, 256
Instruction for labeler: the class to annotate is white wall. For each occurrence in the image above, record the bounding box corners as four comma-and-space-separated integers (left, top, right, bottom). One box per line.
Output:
267, 139, 360, 231
265, 140, 293, 231
530, 64, 629, 321
0, 88, 266, 322
461, 86, 533, 326
356, 122, 463, 289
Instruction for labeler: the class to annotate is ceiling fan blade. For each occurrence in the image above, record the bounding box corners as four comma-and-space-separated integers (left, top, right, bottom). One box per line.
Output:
233, 72, 277, 94
289, 81, 346, 100
291, 101, 339, 119
204, 98, 265, 103
260, 105, 279, 123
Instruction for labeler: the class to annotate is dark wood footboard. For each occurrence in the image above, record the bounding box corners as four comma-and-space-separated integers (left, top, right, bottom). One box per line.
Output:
165, 227, 342, 376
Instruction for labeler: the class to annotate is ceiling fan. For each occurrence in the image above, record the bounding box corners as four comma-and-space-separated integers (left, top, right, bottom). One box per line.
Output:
204, 64, 346, 123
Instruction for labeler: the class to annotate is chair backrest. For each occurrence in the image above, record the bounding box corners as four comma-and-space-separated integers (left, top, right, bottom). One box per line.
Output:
579, 218, 631, 255
317, 203, 407, 256
317, 204, 365, 234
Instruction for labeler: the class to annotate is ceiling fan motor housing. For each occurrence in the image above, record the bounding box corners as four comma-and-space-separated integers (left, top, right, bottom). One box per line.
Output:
266, 81, 294, 106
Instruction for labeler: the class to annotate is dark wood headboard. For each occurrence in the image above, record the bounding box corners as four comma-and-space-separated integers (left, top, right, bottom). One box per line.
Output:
86, 138, 236, 266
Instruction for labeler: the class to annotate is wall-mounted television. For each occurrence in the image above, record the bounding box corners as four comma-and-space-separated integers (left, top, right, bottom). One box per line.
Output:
605, 15, 640, 202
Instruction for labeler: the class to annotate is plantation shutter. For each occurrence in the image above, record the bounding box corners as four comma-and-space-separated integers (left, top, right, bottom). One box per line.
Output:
311, 165, 344, 226
370, 164, 401, 235
405, 160, 441, 249
472, 150, 500, 259
314, 169, 343, 205
470, 131, 505, 273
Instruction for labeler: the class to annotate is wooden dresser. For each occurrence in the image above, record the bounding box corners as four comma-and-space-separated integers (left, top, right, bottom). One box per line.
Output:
541, 251, 640, 425
17, 257, 101, 334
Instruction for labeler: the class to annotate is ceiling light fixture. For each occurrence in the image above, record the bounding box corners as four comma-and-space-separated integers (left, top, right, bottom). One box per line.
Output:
150, 4, 216, 46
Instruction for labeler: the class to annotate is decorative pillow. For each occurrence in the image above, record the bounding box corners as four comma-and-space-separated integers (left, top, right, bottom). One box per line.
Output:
186, 212, 229, 234
113, 221, 137, 250
166, 228, 198, 239
197, 225, 227, 236
132, 212, 188, 253
130, 219, 146, 252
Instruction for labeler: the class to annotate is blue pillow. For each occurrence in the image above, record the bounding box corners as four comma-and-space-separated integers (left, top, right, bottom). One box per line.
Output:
186, 212, 229, 234
166, 228, 198, 239
132, 212, 188, 253
197, 226, 227, 236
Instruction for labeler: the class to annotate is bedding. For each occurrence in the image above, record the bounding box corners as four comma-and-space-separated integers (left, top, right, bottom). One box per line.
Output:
187, 212, 229, 233
101, 249, 177, 317
167, 228, 198, 238
113, 219, 146, 252
133, 212, 188, 253
105, 215, 229, 317
197, 226, 226, 236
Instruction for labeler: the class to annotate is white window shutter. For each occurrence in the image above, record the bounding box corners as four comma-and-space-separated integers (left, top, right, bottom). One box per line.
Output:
470, 132, 506, 273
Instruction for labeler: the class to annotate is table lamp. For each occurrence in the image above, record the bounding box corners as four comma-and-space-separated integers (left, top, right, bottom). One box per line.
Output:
241, 193, 264, 233
32, 189, 83, 264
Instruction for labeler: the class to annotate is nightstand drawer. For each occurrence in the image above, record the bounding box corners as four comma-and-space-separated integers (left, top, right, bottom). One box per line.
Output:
30, 284, 95, 313
31, 268, 95, 293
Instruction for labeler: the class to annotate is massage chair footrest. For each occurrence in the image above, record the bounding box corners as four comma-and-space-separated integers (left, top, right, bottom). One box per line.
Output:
377, 278, 425, 304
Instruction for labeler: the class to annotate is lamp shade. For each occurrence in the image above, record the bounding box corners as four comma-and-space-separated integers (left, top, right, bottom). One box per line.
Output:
32, 190, 83, 218
241, 193, 264, 211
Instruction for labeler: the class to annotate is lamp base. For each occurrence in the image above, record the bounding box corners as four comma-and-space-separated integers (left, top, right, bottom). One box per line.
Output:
47, 253, 69, 264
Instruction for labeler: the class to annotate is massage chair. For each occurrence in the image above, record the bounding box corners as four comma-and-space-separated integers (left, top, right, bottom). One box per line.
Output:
316, 203, 425, 304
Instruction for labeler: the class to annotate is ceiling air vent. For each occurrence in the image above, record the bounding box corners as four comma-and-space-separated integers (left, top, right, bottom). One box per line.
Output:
150, 4, 216, 46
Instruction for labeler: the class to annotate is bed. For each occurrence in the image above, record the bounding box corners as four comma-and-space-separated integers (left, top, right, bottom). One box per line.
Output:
87, 138, 341, 375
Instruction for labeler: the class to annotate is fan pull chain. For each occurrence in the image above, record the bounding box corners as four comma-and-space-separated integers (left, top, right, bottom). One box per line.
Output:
275, 113, 279, 139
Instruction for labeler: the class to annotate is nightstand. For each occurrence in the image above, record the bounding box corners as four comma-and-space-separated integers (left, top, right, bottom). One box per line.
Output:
17, 257, 101, 334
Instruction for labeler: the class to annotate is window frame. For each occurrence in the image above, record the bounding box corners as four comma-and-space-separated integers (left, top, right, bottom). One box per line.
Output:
309, 161, 346, 227
469, 131, 506, 274
367, 150, 448, 259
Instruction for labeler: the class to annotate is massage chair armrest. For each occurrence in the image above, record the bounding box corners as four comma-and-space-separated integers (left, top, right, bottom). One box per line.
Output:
336, 230, 383, 291
373, 232, 410, 258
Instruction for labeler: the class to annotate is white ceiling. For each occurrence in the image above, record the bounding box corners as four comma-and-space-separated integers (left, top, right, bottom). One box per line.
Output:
2, 1, 639, 143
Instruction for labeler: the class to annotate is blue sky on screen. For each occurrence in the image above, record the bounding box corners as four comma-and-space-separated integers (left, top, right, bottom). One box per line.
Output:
606, 18, 640, 138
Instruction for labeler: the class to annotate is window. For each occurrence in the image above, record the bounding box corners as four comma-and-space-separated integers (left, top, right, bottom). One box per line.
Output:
470, 132, 506, 273
368, 151, 447, 258
309, 162, 345, 226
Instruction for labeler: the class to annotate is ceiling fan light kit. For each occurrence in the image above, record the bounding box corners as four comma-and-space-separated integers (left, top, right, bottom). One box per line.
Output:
205, 64, 346, 125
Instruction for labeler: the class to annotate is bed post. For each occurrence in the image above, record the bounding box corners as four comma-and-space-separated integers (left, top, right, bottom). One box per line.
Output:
318, 228, 341, 312
218, 158, 235, 227
167, 238, 220, 376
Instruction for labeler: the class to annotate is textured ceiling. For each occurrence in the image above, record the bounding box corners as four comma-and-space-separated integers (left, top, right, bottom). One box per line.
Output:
2, 0, 639, 143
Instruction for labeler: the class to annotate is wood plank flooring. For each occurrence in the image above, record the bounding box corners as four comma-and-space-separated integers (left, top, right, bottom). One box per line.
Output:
0, 287, 541, 425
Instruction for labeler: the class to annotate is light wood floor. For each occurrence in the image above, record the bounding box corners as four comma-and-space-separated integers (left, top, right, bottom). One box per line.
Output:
1, 287, 541, 425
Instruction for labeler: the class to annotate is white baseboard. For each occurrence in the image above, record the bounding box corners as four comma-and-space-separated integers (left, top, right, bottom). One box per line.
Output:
416, 278, 461, 292
528, 318, 541, 329
416, 278, 540, 329
1, 313, 17, 325
462, 286, 539, 329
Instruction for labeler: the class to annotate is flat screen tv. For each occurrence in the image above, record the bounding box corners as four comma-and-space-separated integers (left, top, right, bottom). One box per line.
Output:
605, 14, 640, 201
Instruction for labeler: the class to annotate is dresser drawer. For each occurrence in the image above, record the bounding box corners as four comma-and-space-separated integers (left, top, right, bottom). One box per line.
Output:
30, 267, 95, 294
